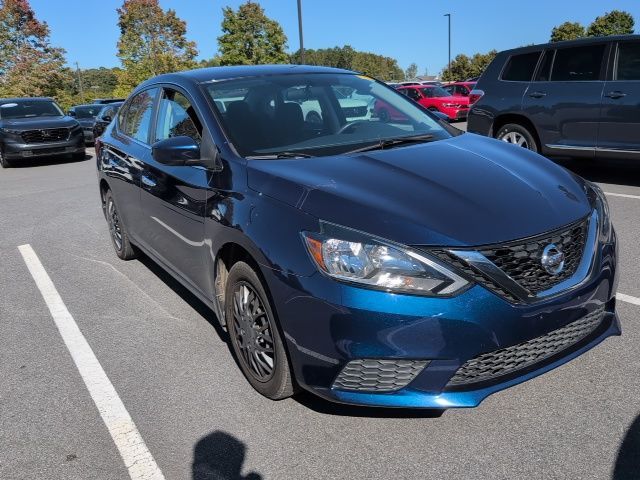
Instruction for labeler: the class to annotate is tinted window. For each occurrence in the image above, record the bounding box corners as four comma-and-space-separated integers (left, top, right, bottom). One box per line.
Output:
405, 88, 421, 100
502, 52, 541, 81
551, 45, 605, 81
74, 105, 103, 118
154, 89, 202, 144
617, 42, 640, 80
535, 50, 554, 81
119, 89, 158, 143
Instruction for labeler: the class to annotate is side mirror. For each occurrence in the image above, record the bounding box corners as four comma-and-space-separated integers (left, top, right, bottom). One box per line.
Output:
152, 136, 200, 166
102, 115, 112, 123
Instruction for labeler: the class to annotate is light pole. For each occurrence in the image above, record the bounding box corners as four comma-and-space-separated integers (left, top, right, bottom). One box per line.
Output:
297, 0, 305, 64
444, 13, 451, 78
75, 61, 85, 104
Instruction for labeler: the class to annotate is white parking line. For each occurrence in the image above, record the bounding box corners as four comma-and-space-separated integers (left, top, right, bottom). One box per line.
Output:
18, 244, 165, 480
618, 293, 640, 306
604, 191, 640, 200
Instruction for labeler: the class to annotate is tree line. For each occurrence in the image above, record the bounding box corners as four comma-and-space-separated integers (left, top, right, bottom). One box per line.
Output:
0, 0, 636, 110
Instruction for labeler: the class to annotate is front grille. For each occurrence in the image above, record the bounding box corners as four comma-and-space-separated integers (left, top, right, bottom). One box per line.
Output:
342, 106, 368, 118
446, 305, 606, 389
332, 359, 429, 392
20, 128, 70, 144
478, 218, 588, 295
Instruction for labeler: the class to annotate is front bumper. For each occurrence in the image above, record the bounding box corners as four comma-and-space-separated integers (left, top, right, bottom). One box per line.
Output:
264, 238, 619, 409
82, 128, 95, 143
3, 132, 85, 160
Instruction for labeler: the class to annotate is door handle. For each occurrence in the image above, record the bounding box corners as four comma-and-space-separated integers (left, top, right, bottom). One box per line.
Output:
605, 91, 627, 99
528, 91, 547, 99
141, 175, 157, 188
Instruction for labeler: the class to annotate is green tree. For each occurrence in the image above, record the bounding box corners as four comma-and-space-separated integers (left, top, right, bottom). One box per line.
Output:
442, 50, 497, 81
405, 62, 418, 80
115, 0, 198, 96
587, 10, 635, 37
0, 0, 69, 99
218, 1, 288, 65
550, 21, 586, 42
290, 46, 404, 81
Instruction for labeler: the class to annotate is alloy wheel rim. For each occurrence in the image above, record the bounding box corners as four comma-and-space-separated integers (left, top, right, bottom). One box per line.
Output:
231, 282, 275, 382
107, 199, 123, 251
501, 131, 529, 148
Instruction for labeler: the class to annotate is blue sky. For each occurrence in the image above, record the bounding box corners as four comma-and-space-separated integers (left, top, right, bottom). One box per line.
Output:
31, 0, 639, 75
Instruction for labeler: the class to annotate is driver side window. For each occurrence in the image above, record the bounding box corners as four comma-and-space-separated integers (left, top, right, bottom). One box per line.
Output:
154, 89, 203, 144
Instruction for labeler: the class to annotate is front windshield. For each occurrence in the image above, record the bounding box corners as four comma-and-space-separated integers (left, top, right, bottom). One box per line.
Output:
74, 105, 103, 118
421, 86, 451, 98
0, 100, 63, 119
203, 73, 452, 158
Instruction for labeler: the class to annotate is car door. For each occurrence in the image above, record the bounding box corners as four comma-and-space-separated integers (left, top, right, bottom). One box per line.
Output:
138, 86, 212, 295
523, 43, 609, 158
597, 39, 640, 159
101, 88, 158, 238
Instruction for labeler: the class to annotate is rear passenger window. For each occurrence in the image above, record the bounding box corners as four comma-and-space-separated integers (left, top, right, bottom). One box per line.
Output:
119, 88, 158, 143
616, 42, 640, 80
551, 45, 605, 81
502, 52, 541, 81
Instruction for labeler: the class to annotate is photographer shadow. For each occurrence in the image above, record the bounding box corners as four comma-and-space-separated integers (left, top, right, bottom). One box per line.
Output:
613, 413, 640, 480
192, 431, 262, 480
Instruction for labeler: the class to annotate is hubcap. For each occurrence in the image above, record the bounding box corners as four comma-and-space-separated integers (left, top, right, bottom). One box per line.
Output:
500, 131, 529, 148
107, 199, 123, 251
231, 283, 275, 382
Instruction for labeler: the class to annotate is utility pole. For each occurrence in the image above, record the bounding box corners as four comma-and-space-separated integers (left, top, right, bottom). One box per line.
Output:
297, 0, 305, 64
75, 62, 85, 104
444, 13, 451, 77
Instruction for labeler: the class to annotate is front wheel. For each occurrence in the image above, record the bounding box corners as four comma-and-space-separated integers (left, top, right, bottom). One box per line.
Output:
0, 150, 11, 168
495, 123, 538, 152
225, 261, 295, 400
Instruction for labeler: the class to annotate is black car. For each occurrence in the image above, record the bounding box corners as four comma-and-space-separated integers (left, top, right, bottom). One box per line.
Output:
468, 35, 640, 160
92, 102, 123, 140
0, 97, 85, 168
68, 104, 104, 144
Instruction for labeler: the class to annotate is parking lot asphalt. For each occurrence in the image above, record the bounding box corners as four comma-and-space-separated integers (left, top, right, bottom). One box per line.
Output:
1, 147, 639, 480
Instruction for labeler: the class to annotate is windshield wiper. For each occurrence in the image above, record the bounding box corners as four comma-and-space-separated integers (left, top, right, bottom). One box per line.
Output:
247, 152, 315, 159
344, 134, 435, 155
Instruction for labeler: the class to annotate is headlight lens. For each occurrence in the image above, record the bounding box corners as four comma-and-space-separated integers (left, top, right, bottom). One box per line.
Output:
0, 127, 22, 135
302, 224, 469, 296
591, 183, 612, 242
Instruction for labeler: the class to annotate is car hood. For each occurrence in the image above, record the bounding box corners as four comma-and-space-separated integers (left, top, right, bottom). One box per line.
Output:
247, 133, 592, 247
0, 116, 78, 130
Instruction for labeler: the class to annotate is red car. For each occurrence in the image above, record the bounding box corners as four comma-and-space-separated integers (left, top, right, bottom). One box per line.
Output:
443, 81, 477, 98
396, 85, 469, 121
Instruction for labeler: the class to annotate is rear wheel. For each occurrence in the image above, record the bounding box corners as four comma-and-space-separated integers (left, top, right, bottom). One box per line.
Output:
495, 123, 538, 152
104, 190, 137, 260
225, 261, 295, 400
72, 150, 86, 161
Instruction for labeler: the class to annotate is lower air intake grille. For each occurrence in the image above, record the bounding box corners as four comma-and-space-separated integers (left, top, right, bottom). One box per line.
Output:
332, 359, 429, 392
447, 305, 606, 389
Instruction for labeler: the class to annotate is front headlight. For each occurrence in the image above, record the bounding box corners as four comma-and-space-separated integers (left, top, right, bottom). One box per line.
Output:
0, 127, 22, 135
590, 183, 612, 242
302, 223, 469, 296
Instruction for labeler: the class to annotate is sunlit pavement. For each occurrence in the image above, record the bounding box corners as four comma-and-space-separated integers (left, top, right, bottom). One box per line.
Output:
0, 147, 638, 479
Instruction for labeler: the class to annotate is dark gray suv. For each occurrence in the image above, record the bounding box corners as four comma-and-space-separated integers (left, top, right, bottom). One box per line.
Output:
468, 35, 640, 161
0, 97, 85, 168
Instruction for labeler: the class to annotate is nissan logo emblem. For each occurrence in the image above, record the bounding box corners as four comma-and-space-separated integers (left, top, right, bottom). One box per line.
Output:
541, 243, 565, 276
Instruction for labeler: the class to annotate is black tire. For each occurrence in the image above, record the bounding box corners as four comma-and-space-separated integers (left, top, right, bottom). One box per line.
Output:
0, 150, 11, 168
225, 261, 295, 400
72, 150, 86, 161
104, 189, 137, 260
378, 108, 390, 122
495, 123, 538, 152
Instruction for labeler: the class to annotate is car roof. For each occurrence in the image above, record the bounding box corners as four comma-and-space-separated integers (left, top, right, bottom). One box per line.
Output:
0, 97, 55, 103
503, 34, 640, 55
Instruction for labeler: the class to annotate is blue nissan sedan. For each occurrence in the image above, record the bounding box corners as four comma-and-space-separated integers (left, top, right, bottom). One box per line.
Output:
96, 65, 620, 409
